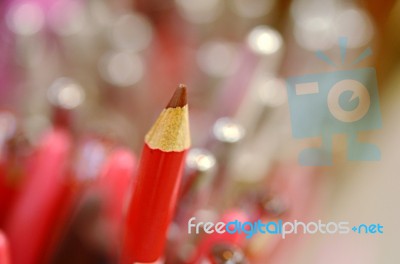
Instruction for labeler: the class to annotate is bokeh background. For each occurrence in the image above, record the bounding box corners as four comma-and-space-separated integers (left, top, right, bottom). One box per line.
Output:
0, 0, 399, 263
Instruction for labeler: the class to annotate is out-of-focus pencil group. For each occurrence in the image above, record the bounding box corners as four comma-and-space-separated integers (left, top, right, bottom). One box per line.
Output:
0, 0, 399, 263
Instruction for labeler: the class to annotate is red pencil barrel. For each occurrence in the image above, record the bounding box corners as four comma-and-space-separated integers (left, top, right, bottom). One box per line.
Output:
121, 143, 187, 263
4, 128, 72, 264
97, 148, 136, 249
0, 231, 11, 264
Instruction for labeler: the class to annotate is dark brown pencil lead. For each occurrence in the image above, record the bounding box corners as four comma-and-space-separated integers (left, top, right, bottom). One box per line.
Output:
166, 84, 187, 108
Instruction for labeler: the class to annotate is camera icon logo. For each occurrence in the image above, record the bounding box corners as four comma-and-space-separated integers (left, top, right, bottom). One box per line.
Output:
327, 79, 370, 123
286, 40, 382, 166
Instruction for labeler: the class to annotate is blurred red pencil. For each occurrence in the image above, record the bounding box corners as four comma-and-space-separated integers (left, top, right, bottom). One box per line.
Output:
4, 128, 74, 264
96, 147, 136, 251
0, 231, 11, 264
0, 113, 29, 227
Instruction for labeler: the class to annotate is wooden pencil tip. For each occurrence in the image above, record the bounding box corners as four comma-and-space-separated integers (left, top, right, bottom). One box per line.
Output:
166, 84, 187, 108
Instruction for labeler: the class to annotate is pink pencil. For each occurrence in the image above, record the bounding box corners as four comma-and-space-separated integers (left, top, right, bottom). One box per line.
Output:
0, 231, 11, 264
96, 147, 136, 251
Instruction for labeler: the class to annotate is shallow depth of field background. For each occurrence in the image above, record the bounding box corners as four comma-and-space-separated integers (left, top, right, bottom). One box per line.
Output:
0, 0, 399, 263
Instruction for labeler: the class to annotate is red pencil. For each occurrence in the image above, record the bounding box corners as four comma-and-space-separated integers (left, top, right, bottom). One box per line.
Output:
4, 128, 73, 264
121, 85, 190, 263
0, 231, 11, 264
0, 127, 29, 227
96, 147, 136, 250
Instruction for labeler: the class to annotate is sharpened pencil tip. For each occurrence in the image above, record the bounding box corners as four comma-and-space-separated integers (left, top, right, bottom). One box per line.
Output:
166, 84, 187, 108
